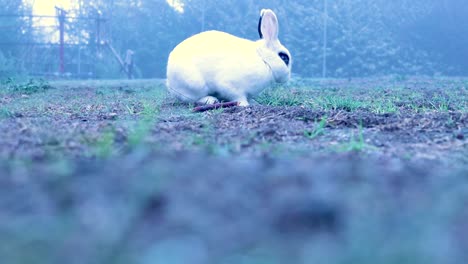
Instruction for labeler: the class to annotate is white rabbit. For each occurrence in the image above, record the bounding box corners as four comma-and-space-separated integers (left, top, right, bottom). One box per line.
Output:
166, 9, 291, 106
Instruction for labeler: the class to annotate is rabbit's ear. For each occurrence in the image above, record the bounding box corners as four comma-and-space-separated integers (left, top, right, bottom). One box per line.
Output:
259, 9, 279, 43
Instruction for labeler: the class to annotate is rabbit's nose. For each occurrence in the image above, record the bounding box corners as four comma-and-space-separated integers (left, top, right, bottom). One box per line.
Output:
279, 52, 290, 66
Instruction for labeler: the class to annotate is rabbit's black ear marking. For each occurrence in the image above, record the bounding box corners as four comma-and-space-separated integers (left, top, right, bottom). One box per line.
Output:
279, 52, 290, 66
258, 15, 263, 39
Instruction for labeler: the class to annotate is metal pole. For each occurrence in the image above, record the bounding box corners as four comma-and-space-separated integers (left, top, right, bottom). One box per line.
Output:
96, 13, 101, 51
201, 0, 205, 32
60, 14, 64, 74
78, 46, 81, 77
78, 1, 82, 77
322, 0, 328, 79
56, 7, 67, 74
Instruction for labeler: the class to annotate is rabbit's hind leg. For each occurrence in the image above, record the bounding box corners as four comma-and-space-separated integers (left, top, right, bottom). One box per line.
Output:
234, 95, 249, 106
167, 71, 209, 103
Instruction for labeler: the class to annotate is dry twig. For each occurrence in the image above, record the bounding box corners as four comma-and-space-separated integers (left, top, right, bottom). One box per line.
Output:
192, 101, 239, 112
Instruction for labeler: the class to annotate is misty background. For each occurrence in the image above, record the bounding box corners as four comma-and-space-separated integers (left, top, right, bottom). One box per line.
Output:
1, 0, 468, 79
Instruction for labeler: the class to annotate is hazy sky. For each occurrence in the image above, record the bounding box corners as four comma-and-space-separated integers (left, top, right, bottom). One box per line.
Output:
28, 0, 77, 15
28, 0, 184, 15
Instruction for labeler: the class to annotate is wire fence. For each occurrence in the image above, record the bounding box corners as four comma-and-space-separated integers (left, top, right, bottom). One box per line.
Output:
0, 10, 112, 79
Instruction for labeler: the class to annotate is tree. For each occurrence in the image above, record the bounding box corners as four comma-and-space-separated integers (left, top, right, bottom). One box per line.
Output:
74, 0, 186, 78
0, 0, 33, 76
4, 0, 468, 78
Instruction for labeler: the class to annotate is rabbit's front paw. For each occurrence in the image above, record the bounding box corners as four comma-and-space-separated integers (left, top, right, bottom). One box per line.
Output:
197, 96, 219, 105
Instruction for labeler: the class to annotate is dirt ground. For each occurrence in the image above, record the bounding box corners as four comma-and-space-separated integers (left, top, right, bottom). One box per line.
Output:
0, 77, 467, 263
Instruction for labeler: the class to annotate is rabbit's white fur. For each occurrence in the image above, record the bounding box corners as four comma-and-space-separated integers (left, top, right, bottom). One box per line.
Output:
166, 9, 291, 106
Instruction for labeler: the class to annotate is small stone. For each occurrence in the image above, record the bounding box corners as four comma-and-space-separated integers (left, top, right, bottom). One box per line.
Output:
68, 141, 78, 148
107, 113, 118, 120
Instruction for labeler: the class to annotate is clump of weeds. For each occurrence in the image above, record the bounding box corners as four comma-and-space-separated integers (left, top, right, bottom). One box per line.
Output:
2, 78, 52, 94
304, 117, 327, 140
337, 124, 377, 152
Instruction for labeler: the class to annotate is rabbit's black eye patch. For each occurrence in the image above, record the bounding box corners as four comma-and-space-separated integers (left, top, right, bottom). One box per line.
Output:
258, 15, 263, 39
279, 52, 290, 66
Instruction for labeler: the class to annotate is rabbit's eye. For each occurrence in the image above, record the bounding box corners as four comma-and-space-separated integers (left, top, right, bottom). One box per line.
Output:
278, 52, 290, 66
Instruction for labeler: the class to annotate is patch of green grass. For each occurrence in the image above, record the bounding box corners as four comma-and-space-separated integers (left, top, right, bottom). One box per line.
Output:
127, 122, 152, 147
304, 117, 327, 140
315, 95, 365, 111
126, 93, 164, 147
268, 81, 468, 113
370, 100, 399, 114
125, 104, 138, 115
94, 130, 116, 158
127, 119, 156, 147
179, 116, 223, 154
256, 87, 304, 106
428, 96, 450, 112
0, 107, 13, 118
95, 89, 107, 96
392, 74, 409, 82
141, 102, 161, 120
191, 134, 206, 146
